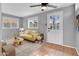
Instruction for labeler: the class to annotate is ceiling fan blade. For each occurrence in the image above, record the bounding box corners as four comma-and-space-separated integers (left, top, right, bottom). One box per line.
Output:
47, 5, 57, 8
30, 5, 41, 7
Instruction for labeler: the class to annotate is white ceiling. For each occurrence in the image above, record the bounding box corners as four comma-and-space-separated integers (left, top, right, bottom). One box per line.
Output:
1, 3, 77, 17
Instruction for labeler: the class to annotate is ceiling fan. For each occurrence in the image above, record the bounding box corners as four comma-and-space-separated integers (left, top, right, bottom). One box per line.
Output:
30, 3, 57, 11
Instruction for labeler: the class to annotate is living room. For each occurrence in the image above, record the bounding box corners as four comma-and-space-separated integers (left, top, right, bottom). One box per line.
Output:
0, 3, 79, 56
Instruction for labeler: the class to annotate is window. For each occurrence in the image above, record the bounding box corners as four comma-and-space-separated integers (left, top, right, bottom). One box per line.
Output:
2, 16, 19, 29
28, 17, 38, 29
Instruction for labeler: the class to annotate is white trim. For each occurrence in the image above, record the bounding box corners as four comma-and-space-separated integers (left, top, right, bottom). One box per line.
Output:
59, 44, 79, 55
47, 42, 79, 55
60, 44, 79, 55
57, 44, 79, 55
61, 44, 75, 49
47, 11, 63, 45
47, 41, 75, 48
27, 16, 38, 29
62, 44, 79, 55
74, 48, 79, 55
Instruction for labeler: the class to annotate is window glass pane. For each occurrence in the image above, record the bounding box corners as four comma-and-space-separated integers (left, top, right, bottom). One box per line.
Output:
28, 16, 38, 29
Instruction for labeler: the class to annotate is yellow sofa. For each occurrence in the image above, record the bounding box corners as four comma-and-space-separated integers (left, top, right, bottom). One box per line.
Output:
19, 30, 44, 42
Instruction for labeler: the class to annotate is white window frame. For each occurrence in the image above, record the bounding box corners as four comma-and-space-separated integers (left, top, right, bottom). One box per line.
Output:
28, 16, 38, 29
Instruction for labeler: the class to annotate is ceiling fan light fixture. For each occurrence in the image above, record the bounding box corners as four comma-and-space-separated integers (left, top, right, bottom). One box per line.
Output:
41, 6, 47, 11
30, 3, 57, 11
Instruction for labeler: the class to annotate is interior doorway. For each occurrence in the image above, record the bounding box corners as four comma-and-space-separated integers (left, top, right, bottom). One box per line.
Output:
47, 11, 63, 45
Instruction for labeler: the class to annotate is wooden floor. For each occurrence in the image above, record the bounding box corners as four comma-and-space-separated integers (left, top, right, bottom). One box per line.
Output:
32, 42, 78, 56
0, 41, 78, 56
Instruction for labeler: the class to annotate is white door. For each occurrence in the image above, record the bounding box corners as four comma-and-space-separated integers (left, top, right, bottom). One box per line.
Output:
47, 11, 63, 45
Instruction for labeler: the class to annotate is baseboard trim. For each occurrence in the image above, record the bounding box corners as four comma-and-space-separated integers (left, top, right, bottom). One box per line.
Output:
46, 42, 79, 55
62, 45, 79, 56
74, 48, 79, 55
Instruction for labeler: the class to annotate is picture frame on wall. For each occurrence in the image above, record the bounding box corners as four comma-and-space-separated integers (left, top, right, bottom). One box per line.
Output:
2, 16, 19, 29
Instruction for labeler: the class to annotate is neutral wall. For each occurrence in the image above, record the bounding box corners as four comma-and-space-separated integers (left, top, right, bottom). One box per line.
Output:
1, 13, 23, 40
0, 3, 2, 40
76, 8, 79, 52
76, 32, 79, 52
63, 4, 76, 47
0, 3, 1, 51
